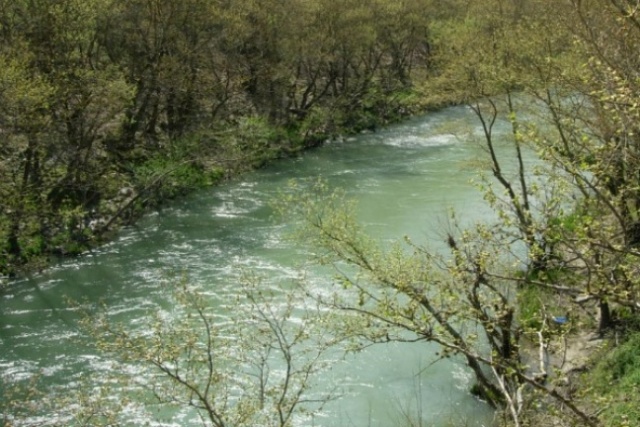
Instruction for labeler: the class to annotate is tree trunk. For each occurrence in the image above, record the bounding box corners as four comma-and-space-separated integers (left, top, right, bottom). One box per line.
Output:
598, 300, 612, 334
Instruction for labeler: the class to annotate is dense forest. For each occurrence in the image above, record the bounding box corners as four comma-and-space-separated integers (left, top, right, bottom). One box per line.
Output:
3, 0, 640, 426
0, 0, 431, 276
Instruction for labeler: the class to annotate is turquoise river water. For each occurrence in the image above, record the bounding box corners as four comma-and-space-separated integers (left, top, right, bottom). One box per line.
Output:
0, 105, 526, 426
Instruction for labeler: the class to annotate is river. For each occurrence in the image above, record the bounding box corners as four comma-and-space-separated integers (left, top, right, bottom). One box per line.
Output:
0, 105, 519, 426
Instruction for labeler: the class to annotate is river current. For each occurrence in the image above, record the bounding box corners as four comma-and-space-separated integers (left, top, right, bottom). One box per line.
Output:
0, 105, 516, 426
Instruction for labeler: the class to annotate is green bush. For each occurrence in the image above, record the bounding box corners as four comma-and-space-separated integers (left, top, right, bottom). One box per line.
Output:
589, 333, 640, 427
517, 284, 545, 330
133, 142, 209, 203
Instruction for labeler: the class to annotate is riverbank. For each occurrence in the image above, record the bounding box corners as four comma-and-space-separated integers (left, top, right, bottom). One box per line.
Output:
0, 0, 437, 283
508, 274, 640, 427
515, 328, 640, 427
0, 91, 429, 284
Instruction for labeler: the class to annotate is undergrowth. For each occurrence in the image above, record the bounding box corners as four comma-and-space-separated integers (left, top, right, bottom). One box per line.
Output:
585, 333, 640, 427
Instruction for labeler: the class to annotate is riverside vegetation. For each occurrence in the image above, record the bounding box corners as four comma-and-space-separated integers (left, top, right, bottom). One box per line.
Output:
3, 0, 640, 426
0, 0, 431, 277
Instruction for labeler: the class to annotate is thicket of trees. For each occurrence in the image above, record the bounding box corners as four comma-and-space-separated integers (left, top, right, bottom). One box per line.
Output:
0, 0, 432, 276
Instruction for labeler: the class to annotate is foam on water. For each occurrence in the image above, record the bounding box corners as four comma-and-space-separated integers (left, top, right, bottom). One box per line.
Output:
381, 132, 458, 148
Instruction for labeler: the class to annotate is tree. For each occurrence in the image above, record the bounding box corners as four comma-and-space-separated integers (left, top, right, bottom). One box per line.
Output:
424, 0, 640, 337
0, 0, 135, 268
281, 181, 598, 427
0, 49, 54, 270
72, 276, 339, 427
408, 2, 640, 424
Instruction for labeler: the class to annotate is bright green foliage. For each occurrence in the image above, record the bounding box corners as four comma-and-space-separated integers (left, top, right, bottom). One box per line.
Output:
0, 0, 434, 276
0, 50, 55, 271
589, 333, 640, 427
281, 180, 598, 426
421, 0, 640, 424
425, 0, 640, 325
